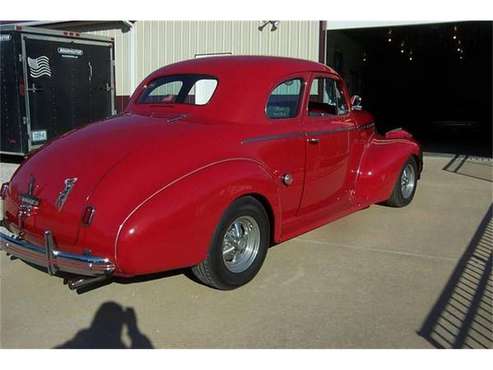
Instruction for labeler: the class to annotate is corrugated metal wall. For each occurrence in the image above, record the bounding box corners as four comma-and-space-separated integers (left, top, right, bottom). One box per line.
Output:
90, 21, 319, 96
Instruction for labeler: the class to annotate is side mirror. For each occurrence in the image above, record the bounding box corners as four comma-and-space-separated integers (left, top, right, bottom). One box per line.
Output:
351, 95, 363, 111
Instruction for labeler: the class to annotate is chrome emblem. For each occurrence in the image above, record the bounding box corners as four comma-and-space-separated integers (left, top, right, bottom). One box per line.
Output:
55, 177, 78, 211
17, 175, 40, 236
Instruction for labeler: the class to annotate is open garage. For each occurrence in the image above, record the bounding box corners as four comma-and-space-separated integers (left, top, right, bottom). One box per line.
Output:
325, 21, 493, 157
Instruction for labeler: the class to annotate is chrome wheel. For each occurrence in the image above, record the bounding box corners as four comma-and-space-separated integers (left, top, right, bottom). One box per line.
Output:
222, 216, 261, 273
401, 163, 416, 199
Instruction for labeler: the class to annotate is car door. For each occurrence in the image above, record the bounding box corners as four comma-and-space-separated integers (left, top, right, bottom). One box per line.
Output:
299, 73, 355, 215
262, 76, 307, 223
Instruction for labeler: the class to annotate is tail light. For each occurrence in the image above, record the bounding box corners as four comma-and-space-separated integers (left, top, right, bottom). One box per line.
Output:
1, 182, 9, 200
82, 206, 96, 226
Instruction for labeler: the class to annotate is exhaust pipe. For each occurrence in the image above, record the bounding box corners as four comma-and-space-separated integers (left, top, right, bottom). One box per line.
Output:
67, 275, 110, 290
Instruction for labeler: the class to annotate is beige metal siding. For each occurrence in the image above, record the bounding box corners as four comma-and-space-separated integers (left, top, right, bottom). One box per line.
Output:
90, 21, 319, 96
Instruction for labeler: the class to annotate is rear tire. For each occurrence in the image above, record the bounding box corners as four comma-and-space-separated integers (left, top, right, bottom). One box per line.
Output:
192, 196, 270, 290
385, 157, 418, 207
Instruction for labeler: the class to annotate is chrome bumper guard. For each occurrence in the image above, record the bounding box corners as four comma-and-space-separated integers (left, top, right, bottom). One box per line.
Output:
0, 229, 115, 277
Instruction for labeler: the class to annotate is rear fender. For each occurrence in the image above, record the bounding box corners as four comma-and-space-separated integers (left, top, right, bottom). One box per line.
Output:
354, 131, 421, 205
114, 159, 280, 276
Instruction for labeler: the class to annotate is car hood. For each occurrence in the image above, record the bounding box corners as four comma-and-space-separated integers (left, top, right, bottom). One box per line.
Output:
4, 113, 240, 254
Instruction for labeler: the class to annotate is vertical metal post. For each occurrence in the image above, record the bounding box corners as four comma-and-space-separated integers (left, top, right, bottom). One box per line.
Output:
44, 230, 56, 275
319, 20, 327, 66
126, 21, 137, 95
20, 34, 33, 153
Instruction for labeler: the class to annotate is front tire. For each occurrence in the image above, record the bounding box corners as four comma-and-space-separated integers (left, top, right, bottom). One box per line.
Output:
192, 196, 270, 290
385, 156, 418, 207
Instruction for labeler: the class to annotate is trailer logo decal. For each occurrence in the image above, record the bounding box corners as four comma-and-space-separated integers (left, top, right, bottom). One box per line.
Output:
27, 56, 52, 78
57, 47, 83, 56
0, 34, 11, 42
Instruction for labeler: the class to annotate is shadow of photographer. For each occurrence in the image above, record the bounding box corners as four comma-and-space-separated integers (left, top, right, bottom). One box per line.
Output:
55, 301, 154, 349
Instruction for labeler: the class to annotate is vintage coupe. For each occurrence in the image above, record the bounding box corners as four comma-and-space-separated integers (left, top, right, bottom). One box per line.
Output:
0, 56, 422, 290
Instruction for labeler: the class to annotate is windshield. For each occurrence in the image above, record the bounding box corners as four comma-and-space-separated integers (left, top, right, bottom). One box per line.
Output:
138, 74, 218, 105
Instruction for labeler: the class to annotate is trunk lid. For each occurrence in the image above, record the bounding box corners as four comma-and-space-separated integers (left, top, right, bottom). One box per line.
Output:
5, 113, 196, 250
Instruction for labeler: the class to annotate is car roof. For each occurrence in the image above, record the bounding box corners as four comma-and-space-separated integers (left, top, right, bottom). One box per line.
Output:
148, 55, 338, 80
128, 56, 343, 124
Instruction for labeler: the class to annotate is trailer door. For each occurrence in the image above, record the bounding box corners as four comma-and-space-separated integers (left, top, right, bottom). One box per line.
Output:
0, 32, 25, 154
22, 35, 114, 150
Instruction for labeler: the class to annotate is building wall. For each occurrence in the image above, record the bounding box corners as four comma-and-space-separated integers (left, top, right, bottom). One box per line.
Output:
90, 21, 320, 99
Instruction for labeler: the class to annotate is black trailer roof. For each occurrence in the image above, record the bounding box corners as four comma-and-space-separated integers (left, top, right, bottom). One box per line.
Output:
0, 25, 113, 43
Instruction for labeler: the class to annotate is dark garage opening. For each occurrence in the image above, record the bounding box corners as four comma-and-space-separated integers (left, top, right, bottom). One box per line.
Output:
326, 21, 492, 157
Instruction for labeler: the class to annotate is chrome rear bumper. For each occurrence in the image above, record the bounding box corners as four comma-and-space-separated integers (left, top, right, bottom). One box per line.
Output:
0, 229, 115, 277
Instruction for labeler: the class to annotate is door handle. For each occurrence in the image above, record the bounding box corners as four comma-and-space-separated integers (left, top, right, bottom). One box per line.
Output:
307, 137, 320, 144
26, 83, 38, 93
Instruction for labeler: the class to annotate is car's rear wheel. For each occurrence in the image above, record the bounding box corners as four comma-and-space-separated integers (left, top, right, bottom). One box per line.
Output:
385, 156, 418, 207
192, 196, 270, 289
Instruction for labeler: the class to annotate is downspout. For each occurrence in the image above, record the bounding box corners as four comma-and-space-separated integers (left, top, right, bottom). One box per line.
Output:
122, 20, 136, 96
319, 20, 327, 65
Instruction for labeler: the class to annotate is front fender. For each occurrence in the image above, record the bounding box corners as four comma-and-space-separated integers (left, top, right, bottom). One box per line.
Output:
114, 159, 280, 276
355, 131, 421, 205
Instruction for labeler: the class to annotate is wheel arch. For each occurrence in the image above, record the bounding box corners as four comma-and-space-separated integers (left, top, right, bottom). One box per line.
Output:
412, 152, 423, 179
113, 158, 282, 276
236, 192, 277, 246
354, 137, 421, 205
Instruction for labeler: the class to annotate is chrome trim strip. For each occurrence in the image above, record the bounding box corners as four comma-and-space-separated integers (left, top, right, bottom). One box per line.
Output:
242, 122, 375, 144
0, 150, 25, 156
0, 230, 115, 277
361, 122, 376, 130
385, 127, 403, 134
307, 122, 375, 137
166, 114, 188, 123
307, 127, 353, 136
241, 132, 304, 144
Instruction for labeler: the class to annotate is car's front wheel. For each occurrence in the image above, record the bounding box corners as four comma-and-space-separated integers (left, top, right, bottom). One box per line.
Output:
385, 156, 418, 207
192, 196, 270, 289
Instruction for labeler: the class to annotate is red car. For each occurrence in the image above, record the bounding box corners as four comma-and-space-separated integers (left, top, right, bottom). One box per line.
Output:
0, 56, 422, 291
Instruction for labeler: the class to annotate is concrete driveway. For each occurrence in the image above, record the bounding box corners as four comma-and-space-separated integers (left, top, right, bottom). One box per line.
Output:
0, 155, 492, 348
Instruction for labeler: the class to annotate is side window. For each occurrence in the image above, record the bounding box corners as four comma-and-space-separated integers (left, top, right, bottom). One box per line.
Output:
335, 82, 348, 114
138, 75, 218, 105
147, 81, 183, 103
266, 79, 303, 119
308, 77, 348, 116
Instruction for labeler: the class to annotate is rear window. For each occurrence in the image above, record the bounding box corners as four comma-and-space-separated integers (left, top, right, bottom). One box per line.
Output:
138, 74, 218, 105
266, 78, 303, 119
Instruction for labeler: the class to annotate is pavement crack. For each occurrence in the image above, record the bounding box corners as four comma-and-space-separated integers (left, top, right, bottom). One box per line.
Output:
298, 238, 459, 262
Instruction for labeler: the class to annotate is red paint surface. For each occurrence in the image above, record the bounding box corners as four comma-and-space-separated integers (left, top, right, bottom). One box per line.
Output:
3, 56, 421, 276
